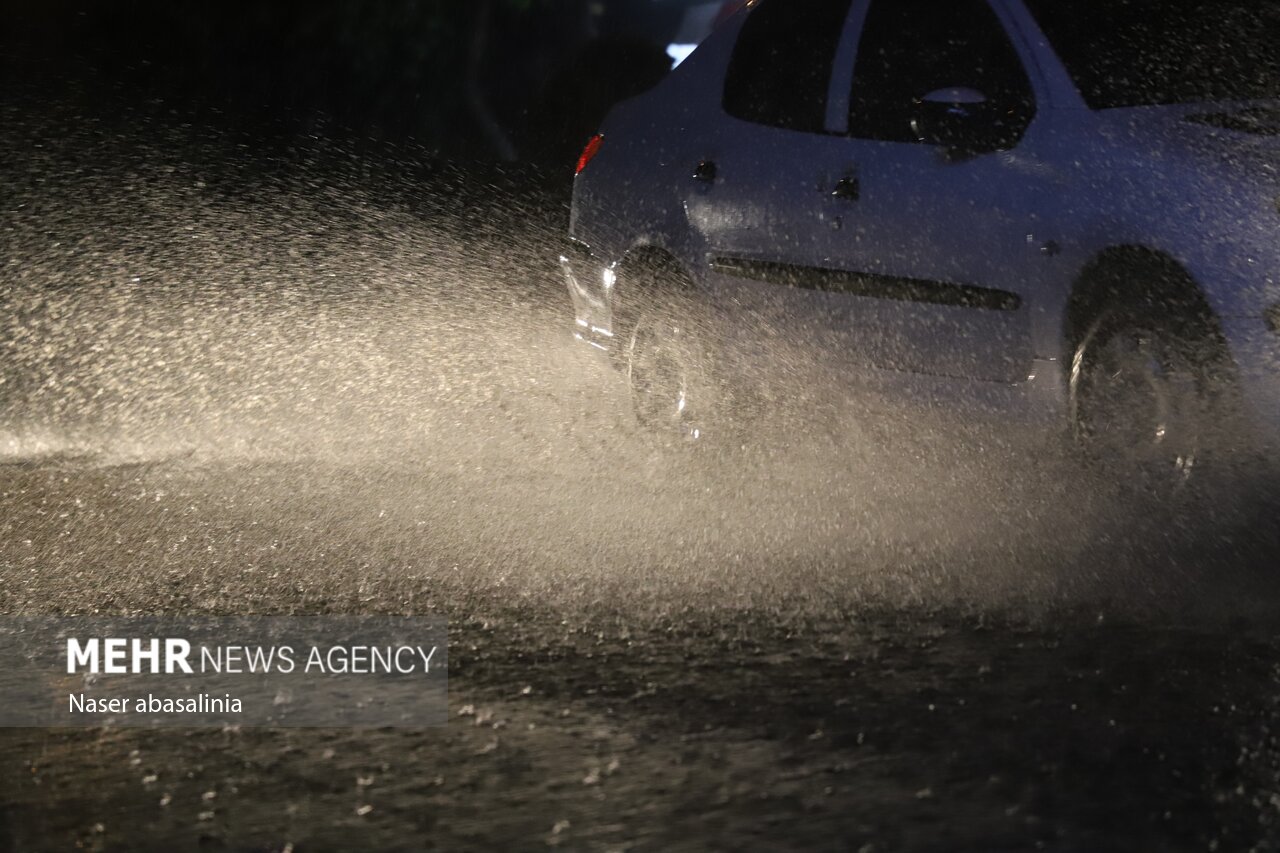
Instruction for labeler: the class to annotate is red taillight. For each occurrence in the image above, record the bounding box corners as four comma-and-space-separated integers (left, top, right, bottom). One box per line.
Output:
575, 134, 604, 176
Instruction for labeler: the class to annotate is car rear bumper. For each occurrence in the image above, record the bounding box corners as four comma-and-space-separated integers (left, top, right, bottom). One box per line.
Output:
559, 239, 616, 352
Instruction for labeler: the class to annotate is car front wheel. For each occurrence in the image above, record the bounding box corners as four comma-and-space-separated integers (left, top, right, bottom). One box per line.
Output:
1068, 304, 1235, 497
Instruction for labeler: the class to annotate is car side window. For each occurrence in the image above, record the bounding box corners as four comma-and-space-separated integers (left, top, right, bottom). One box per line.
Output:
722, 0, 855, 134
848, 0, 1035, 147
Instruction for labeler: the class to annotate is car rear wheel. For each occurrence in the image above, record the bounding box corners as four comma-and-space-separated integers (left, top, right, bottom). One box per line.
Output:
613, 261, 725, 447
625, 305, 719, 445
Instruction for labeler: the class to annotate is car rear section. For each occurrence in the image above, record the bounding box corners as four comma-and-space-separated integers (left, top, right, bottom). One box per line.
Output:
558, 8, 746, 355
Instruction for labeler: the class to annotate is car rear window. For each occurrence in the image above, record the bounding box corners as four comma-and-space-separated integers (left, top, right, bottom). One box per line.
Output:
722, 0, 854, 133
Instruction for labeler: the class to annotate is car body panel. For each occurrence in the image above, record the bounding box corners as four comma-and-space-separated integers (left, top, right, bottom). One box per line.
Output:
562, 0, 1280, 446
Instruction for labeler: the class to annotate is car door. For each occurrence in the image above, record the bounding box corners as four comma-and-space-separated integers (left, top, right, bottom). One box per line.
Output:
813, 0, 1050, 384
680, 0, 864, 340
691, 0, 1053, 387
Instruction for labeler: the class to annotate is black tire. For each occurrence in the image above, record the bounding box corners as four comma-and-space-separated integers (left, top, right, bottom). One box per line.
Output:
1068, 296, 1240, 502
614, 261, 726, 447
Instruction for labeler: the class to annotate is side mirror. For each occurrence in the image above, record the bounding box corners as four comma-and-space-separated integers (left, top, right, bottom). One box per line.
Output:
921, 87, 989, 107
910, 87, 992, 151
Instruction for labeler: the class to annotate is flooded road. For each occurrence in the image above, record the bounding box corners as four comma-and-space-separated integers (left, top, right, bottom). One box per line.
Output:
2, 100, 1280, 851
1, 452, 1278, 851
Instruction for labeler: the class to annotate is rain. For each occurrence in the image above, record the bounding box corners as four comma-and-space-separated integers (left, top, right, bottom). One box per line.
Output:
2, 1, 1280, 850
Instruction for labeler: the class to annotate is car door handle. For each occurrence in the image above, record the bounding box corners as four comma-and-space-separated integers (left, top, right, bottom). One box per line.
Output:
693, 159, 717, 183
831, 175, 860, 201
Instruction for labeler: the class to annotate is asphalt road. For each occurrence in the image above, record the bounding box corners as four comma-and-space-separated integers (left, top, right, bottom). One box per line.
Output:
0, 453, 1278, 852
2, 91, 1280, 852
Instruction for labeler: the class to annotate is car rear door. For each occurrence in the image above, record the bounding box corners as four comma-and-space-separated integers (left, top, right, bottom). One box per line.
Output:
680, 0, 865, 349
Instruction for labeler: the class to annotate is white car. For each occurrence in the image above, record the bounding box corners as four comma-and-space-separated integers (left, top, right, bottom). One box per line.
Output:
561, 0, 1279, 487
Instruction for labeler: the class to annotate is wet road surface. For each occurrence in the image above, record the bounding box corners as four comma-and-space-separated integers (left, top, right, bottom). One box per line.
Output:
2, 93, 1280, 851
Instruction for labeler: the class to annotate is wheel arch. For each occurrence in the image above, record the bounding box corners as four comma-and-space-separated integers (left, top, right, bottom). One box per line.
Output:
612, 244, 697, 291
1062, 245, 1224, 354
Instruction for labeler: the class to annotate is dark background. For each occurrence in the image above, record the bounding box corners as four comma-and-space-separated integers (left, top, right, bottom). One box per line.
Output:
1, 0, 700, 169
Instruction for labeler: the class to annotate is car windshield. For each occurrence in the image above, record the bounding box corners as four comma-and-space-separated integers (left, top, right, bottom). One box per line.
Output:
1026, 0, 1280, 108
